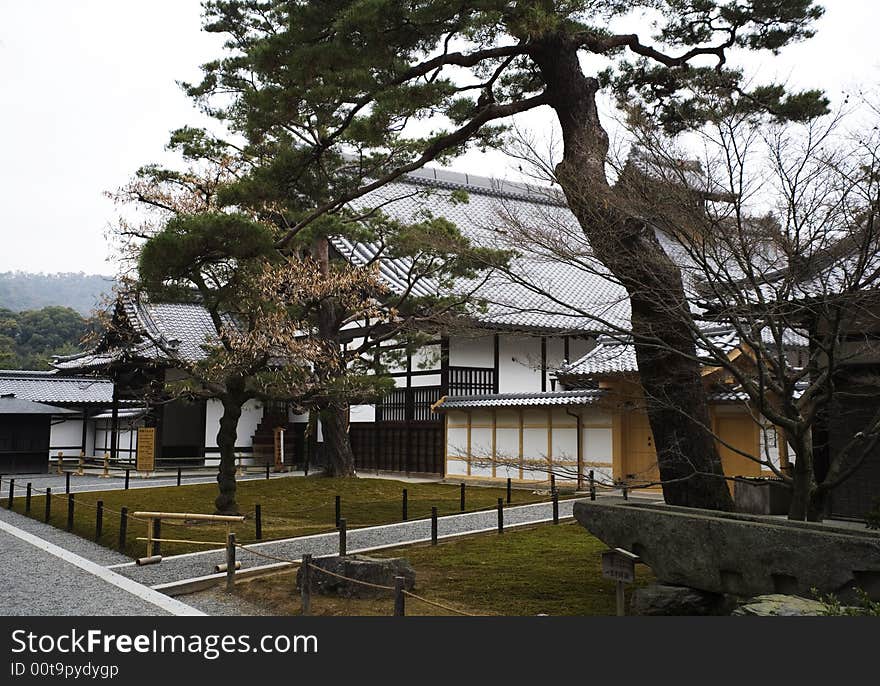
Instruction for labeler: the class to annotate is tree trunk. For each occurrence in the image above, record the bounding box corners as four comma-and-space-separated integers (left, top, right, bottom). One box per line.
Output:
788, 433, 825, 522
215, 394, 243, 515
310, 235, 359, 478
529, 36, 733, 511
320, 405, 357, 477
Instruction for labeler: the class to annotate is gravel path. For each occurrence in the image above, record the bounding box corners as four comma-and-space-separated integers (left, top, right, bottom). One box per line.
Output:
0, 469, 300, 496
0, 504, 129, 566
112, 498, 586, 588
0, 517, 202, 616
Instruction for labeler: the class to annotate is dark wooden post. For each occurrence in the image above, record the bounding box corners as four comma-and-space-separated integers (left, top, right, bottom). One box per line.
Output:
153, 519, 162, 556
124, 469, 130, 490
550, 472, 556, 494
506, 477, 512, 505
460, 482, 466, 512
95, 500, 104, 541
118, 507, 128, 552
300, 553, 312, 616
431, 506, 438, 545
7, 478, 14, 509
589, 470, 596, 501
25, 483, 32, 514
255, 504, 262, 540
552, 491, 559, 524
65, 471, 70, 494
335, 495, 341, 528
622, 484, 628, 500
177, 467, 182, 486
66, 493, 75, 532
265, 463, 270, 480
394, 576, 406, 616
338, 518, 347, 556
402, 488, 408, 521
225, 532, 236, 591
44, 487, 51, 523
497, 498, 504, 534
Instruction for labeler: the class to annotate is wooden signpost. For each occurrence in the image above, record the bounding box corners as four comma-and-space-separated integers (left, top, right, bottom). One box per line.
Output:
601, 547, 641, 616
273, 426, 286, 472
136, 427, 156, 475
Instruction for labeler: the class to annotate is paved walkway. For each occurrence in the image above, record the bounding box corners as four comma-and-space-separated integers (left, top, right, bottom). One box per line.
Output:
0, 511, 203, 616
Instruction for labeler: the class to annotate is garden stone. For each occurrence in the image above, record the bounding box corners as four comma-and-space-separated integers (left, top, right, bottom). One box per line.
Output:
630, 584, 730, 616
732, 594, 827, 616
296, 554, 416, 599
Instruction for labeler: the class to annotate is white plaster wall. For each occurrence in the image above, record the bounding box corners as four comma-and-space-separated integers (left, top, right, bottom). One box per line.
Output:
49, 418, 84, 455
410, 373, 442, 387
449, 334, 493, 368
349, 404, 376, 422
204, 398, 262, 451
546, 337, 565, 387
498, 335, 542, 393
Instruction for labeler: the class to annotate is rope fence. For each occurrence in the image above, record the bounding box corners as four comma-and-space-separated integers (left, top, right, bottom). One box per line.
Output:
0, 472, 589, 615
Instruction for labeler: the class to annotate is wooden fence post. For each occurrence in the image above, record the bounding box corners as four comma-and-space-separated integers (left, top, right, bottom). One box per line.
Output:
153, 519, 162, 556
255, 504, 262, 540
118, 507, 128, 553
338, 518, 347, 556
124, 469, 130, 490
431, 506, 438, 545
95, 500, 104, 541
497, 498, 503, 534
25, 483, 32, 514
66, 493, 75, 532
177, 467, 182, 487
65, 471, 70, 495
402, 488, 408, 521
335, 495, 341, 528
225, 532, 236, 591
300, 553, 312, 616
394, 576, 405, 616
552, 490, 559, 524
507, 477, 512, 504
265, 463, 270, 480
460, 483, 466, 512
7, 478, 14, 510
44, 487, 51, 523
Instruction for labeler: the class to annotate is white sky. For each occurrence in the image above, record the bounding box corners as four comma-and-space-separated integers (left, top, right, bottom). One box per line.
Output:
1, 1, 878, 276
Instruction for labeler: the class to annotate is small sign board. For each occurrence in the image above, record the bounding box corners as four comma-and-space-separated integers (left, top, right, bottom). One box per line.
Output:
136, 427, 156, 472
601, 548, 640, 583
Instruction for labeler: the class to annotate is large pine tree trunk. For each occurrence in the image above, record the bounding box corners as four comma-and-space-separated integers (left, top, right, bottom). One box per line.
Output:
530, 37, 733, 511
320, 405, 357, 477
311, 235, 359, 478
215, 394, 243, 515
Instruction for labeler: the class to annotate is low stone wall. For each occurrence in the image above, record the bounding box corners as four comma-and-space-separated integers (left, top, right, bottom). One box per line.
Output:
574, 499, 880, 602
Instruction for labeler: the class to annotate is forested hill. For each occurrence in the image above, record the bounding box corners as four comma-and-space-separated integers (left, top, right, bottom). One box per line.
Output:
0, 272, 115, 315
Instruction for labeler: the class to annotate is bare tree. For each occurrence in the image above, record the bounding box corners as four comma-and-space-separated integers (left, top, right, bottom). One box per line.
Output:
476, 103, 880, 521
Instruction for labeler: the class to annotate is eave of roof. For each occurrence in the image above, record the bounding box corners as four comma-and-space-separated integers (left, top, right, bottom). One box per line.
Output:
433, 389, 606, 410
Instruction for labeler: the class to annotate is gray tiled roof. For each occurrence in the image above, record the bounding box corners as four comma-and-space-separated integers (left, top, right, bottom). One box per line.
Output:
341, 173, 629, 333
0, 395, 76, 415
0, 370, 114, 405
559, 326, 809, 379
54, 294, 225, 370
433, 389, 605, 410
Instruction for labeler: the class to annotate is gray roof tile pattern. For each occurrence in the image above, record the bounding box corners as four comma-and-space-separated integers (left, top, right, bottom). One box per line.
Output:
434, 389, 605, 410
0, 396, 77, 414
342, 175, 630, 333
559, 326, 809, 379
0, 371, 114, 405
